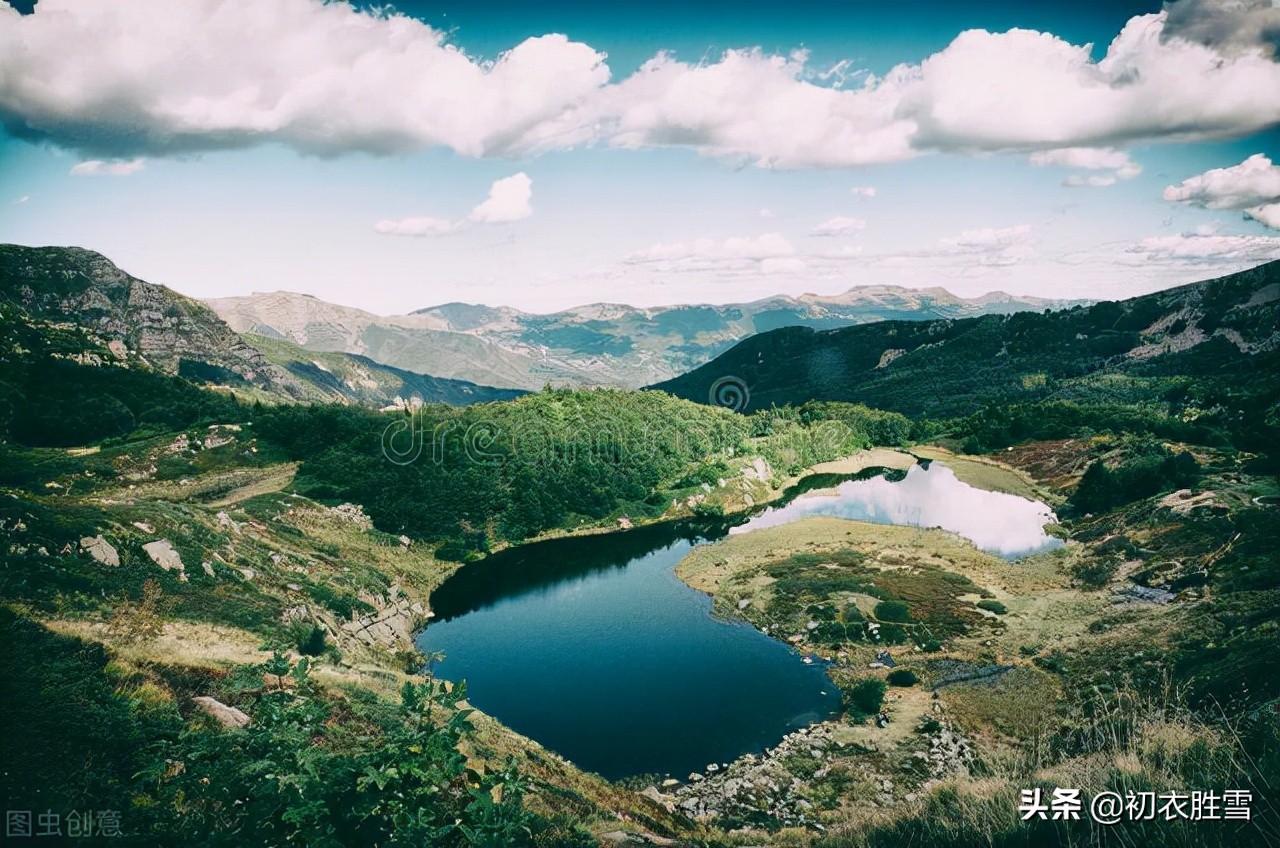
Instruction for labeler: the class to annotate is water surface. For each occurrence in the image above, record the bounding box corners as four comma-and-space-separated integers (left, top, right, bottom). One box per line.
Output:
418, 461, 1059, 779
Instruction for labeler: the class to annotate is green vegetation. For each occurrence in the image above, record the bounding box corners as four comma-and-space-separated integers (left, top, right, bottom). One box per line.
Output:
975, 599, 1007, 615
1069, 440, 1200, 515
886, 668, 919, 687
843, 678, 887, 720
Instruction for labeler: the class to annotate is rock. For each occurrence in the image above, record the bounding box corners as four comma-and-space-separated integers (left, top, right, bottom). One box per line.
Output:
398, 534, 412, 547
132, 521, 155, 533
201, 560, 216, 577
192, 696, 250, 729
661, 778, 680, 789
737, 598, 752, 610
617, 516, 633, 530
79, 535, 119, 567
688, 772, 703, 782
239, 568, 256, 581
142, 539, 186, 580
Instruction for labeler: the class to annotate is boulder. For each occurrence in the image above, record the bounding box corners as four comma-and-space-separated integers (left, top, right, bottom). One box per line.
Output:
142, 539, 186, 580
192, 696, 250, 729
79, 535, 119, 567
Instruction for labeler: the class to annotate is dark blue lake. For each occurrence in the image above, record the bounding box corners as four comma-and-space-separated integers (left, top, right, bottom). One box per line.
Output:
417, 462, 1060, 779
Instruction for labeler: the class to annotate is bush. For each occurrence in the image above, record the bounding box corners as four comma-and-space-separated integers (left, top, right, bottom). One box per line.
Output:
844, 678, 887, 720
887, 668, 920, 687
874, 599, 911, 622
296, 624, 327, 657
976, 599, 1007, 615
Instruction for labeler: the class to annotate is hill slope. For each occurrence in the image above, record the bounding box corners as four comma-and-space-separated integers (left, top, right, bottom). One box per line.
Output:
653, 261, 1280, 419
209, 287, 1082, 390
0, 244, 519, 408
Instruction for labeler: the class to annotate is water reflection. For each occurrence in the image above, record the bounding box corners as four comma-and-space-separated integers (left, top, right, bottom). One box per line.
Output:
733, 462, 1061, 559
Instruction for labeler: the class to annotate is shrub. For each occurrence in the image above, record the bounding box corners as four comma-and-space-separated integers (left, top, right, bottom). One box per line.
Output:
874, 599, 911, 622
887, 668, 920, 687
844, 678, 887, 720
976, 599, 1007, 615
296, 624, 327, 657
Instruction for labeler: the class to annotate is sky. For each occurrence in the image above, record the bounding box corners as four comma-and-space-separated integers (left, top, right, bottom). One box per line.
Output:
0, 0, 1279, 314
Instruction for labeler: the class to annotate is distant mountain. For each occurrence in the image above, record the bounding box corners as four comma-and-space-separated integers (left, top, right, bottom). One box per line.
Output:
0, 245, 518, 408
246, 333, 525, 408
653, 261, 1280, 418
209, 287, 1083, 390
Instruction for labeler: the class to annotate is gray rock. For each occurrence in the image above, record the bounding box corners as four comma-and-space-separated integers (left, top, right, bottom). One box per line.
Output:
79, 535, 119, 567
192, 696, 250, 729
142, 539, 186, 580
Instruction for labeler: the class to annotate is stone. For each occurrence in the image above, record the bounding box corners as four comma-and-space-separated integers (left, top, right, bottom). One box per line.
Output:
79, 535, 119, 567
132, 521, 155, 533
201, 561, 216, 577
142, 539, 186, 580
192, 696, 250, 729
738, 598, 751, 610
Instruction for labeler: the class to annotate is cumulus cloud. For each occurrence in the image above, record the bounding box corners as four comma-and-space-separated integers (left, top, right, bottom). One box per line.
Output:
1030, 147, 1141, 187
1161, 0, 1280, 57
69, 158, 145, 176
811, 216, 867, 237
0, 0, 608, 159
12, 195, 28, 204
1162, 153, 1280, 229
2, 0, 1278, 168
850, 186, 878, 197
374, 173, 533, 237
1126, 230, 1280, 263
468, 172, 533, 223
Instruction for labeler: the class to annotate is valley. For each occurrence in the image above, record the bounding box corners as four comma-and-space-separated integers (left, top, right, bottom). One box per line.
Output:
0, 247, 1276, 847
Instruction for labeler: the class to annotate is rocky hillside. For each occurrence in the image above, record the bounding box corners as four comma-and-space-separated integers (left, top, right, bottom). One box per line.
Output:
0, 244, 310, 400
654, 261, 1280, 418
0, 245, 520, 408
208, 286, 1082, 390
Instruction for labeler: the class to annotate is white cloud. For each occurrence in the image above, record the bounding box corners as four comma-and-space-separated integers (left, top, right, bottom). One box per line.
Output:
1030, 146, 1141, 187
1248, 204, 1280, 229
850, 186, 878, 197
468, 172, 533, 223
3, 0, 1278, 168
810, 216, 867, 237
69, 158, 145, 176
1126, 230, 1280, 264
758, 208, 775, 218
374, 172, 533, 237
939, 224, 1034, 266
624, 233, 796, 274
12, 195, 28, 204
373, 216, 456, 237
1162, 154, 1280, 229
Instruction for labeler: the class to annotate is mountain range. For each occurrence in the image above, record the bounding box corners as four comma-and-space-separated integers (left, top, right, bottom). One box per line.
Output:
0, 245, 522, 409
208, 287, 1085, 390
654, 260, 1280, 420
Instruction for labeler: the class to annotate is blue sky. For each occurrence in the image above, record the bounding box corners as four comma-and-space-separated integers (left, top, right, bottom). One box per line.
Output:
1, 0, 1278, 313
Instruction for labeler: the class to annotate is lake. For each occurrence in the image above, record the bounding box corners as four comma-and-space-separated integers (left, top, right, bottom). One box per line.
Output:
417, 459, 1060, 779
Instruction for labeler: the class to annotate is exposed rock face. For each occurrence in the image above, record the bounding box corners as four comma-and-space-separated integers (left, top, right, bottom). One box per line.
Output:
341, 591, 427, 650
79, 535, 119, 567
0, 244, 306, 399
192, 696, 250, 729
142, 539, 186, 581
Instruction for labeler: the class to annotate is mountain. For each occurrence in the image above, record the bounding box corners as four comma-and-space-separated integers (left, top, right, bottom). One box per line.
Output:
208, 287, 1083, 390
207, 291, 601, 391
653, 261, 1280, 419
0, 244, 310, 400
0, 245, 520, 408
246, 333, 525, 408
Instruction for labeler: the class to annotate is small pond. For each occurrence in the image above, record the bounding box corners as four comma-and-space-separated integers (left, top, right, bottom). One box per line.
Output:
417, 460, 1060, 779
